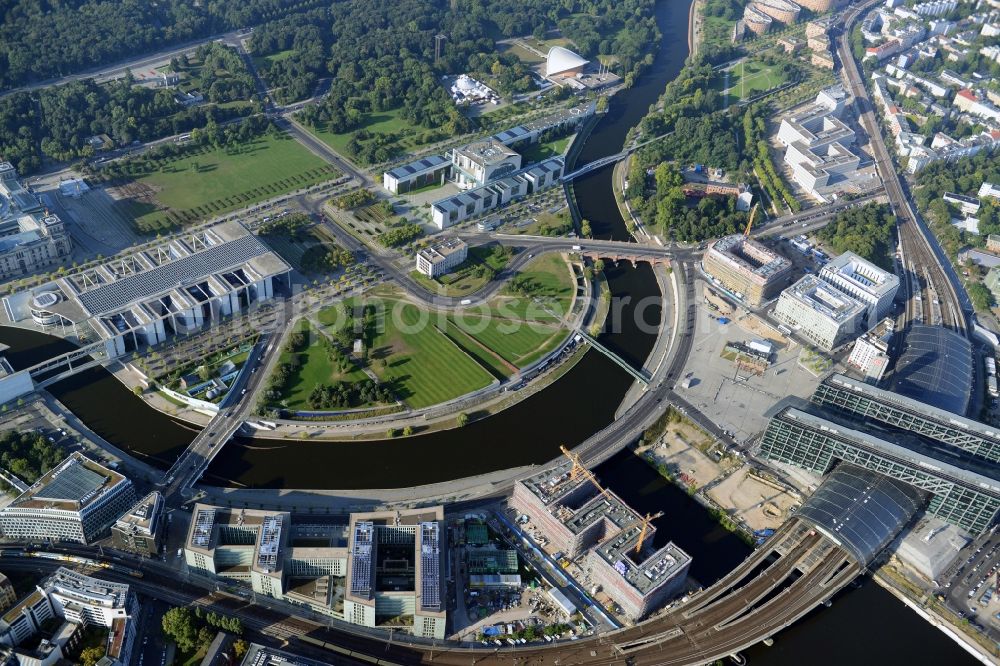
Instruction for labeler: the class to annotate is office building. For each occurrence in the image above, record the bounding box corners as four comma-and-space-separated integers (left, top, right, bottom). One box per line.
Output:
0, 453, 136, 544
184, 504, 447, 639
450, 140, 521, 189
702, 235, 792, 305
588, 529, 690, 621
774, 275, 867, 350
0, 567, 136, 666
777, 87, 869, 201
0, 162, 72, 280
382, 155, 450, 194
185, 505, 290, 600
431, 158, 563, 229
344, 508, 447, 639
0, 576, 13, 615
818, 251, 899, 324
416, 239, 468, 278
111, 491, 164, 557
846, 317, 894, 382
511, 464, 691, 620
759, 374, 1000, 534
2, 221, 290, 357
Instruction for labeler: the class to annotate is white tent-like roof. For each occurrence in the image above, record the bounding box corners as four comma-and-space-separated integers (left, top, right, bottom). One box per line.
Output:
545, 46, 589, 77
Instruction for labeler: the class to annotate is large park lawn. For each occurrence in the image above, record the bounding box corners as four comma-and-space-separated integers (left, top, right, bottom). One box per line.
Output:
448, 314, 565, 369
489, 253, 577, 322
366, 299, 495, 408
126, 133, 337, 233
275, 321, 370, 410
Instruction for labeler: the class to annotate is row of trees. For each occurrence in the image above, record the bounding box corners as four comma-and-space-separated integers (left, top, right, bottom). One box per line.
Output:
162, 606, 246, 655
378, 223, 424, 248
0, 0, 327, 90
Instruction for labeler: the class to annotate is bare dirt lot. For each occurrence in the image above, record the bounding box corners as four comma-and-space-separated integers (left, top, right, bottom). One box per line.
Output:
707, 466, 801, 531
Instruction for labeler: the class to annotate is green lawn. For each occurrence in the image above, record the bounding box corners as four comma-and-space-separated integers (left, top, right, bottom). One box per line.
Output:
730, 59, 789, 101
448, 314, 565, 367
128, 133, 337, 233
502, 253, 576, 316
438, 323, 515, 379
519, 136, 571, 164
276, 321, 371, 410
367, 299, 495, 408
305, 108, 434, 165
499, 42, 545, 65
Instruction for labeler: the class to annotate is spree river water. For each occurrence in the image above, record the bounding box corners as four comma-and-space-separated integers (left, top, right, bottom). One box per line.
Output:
0, 0, 978, 661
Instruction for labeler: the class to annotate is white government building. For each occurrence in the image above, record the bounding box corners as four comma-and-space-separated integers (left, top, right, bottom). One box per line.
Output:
416, 239, 468, 278
2, 221, 290, 357
777, 86, 867, 202
0, 162, 73, 280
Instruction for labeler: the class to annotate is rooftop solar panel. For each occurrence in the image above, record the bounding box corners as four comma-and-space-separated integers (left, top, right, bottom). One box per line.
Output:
77, 236, 270, 316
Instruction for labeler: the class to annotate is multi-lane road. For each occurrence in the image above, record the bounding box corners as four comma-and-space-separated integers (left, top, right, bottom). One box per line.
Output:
0, 29, 253, 101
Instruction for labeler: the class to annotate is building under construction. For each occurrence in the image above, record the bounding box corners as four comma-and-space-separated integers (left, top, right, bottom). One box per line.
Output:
510, 459, 691, 620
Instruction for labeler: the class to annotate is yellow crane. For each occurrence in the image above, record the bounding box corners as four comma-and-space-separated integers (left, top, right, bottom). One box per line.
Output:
559, 445, 613, 502
743, 203, 760, 237
622, 511, 664, 554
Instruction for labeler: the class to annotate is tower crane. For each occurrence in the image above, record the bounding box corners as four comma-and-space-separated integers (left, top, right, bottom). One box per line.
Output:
559, 445, 613, 502
619, 511, 664, 554
743, 203, 760, 237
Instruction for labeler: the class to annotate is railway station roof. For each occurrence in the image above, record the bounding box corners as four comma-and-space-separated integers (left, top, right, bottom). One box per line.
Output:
796, 463, 926, 565
891, 325, 972, 416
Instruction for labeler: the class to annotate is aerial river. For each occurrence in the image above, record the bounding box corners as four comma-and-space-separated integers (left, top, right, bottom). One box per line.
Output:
0, 0, 977, 661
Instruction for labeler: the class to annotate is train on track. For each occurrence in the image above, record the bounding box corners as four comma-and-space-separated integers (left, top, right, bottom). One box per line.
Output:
0, 546, 143, 578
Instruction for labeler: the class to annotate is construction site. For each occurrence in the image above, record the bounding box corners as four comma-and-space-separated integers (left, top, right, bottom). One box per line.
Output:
509, 447, 692, 622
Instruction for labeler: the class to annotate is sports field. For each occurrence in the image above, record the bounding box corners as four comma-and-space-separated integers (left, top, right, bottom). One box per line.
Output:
125, 133, 337, 233
730, 59, 789, 102
367, 299, 495, 408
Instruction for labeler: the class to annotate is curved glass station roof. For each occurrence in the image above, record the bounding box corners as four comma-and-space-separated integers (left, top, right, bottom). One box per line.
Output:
796, 463, 926, 565
892, 325, 972, 416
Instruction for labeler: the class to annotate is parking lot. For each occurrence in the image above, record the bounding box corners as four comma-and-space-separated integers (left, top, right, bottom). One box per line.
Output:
935, 526, 1000, 642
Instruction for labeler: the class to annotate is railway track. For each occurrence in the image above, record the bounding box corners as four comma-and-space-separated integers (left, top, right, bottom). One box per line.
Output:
837, 0, 967, 337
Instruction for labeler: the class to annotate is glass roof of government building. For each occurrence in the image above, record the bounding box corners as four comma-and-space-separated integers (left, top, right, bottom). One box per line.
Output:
77, 235, 269, 316
797, 463, 925, 565
892, 325, 972, 416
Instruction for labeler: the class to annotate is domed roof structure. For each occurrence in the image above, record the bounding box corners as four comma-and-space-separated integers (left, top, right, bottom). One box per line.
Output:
545, 46, 589, 78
